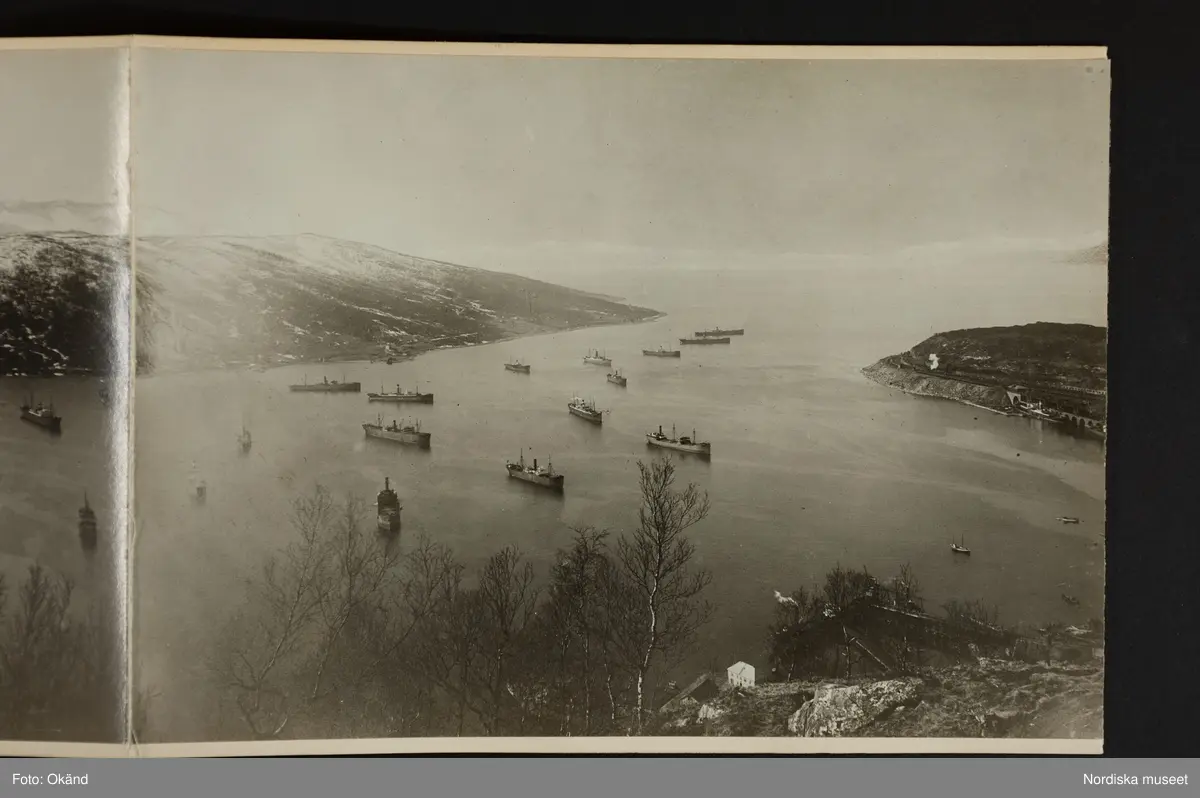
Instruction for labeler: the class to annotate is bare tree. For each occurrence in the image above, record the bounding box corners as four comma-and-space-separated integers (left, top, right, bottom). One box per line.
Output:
0, 564, 121, 742
544, 526, 612, 734
307, 495, 404, 705
612, 458, 712, 732
474, 546, 539, 735
209, 487, 334, 739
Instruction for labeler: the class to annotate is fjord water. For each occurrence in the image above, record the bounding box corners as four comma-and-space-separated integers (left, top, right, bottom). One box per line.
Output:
134, 258, 1106, 740
0, 378, 122, 609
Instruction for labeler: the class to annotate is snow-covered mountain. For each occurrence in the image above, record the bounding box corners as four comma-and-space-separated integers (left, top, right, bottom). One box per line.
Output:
2, 229, 659, 375
135, 233, 658, 374
0, 231, 128, 376
0, 200, 121, 237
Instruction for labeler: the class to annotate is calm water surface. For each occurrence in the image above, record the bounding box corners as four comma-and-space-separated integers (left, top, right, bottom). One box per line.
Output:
0, 377, 123, 610
134, 261, 1106, 740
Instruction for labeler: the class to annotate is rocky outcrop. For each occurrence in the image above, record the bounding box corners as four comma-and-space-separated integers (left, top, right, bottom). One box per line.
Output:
652, 660, 1102, 739
787, 678, 924, 737
861, 358, 1013, 414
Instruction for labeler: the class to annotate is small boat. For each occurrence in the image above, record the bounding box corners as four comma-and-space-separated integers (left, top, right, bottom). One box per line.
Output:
19, 397, 62, 432
1057, 516, 1081, 524
643, 346, 681, 358
951, 535, 971, 556
568, 396, 604, 425
583, 349, 612, 366
237, 426, 252, 453
679, 336, 730, 345
363, 415, 432, 449
386, 357, 395, 365
78, 492, 98, 549
694, 328, 745, 337
607, 369, 627, 387
1061, 593, 1081, 607
506, 450, 565, 492
376, 477, 402, 534
645, 424, 711, 457
289, 375, 361, 393
367, 384, 434, 403
505, 360, 532, 374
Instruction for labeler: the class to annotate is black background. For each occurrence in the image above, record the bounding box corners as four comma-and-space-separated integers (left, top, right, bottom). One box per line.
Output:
0, 0, 1194, 759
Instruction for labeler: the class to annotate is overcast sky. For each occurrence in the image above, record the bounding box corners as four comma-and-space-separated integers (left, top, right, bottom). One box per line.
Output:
14, 48, 1108, 269
0, 47, 127, 212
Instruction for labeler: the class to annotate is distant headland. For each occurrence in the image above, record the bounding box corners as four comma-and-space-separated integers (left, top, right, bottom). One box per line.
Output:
862, 322, 1107, 439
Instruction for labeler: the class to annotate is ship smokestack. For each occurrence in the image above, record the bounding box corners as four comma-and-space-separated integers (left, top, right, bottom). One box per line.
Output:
385, 477, 390, 491
533, 458, 538, 470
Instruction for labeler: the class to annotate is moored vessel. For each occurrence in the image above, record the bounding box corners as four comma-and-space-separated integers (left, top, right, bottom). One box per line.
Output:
363, 415, 432, 449
367, 384, 434, 403
505, 360, 532, 374
695, 327, 744, 337
506, 450, 565, 492
583, 349, 612, 366
19, 397, 61, 432
289, 376, 361, 393
951, 535, 971, 555
376, 477, 402, 534
643, 346, 681, 358
680, 336, 730, 345
237, 426, 252, 453
79, 492, 97, 549
568, 396, 604, 424
646, 424, 711, 457
606, 369, 627, 387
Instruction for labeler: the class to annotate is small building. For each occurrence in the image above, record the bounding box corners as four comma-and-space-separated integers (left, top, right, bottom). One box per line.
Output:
658, 672, 721, 714
727, 661, 756, 689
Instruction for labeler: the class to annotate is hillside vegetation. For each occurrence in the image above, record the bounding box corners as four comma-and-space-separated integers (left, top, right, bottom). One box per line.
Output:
862, 322, 1107, 417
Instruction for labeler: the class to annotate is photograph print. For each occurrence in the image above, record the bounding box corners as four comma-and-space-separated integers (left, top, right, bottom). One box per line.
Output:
129, 44, 1108, 749
0, 43, 130, 745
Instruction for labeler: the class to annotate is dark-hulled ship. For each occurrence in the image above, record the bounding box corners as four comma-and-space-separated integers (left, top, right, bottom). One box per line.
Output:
643, 346, 681, 358
20, 398, 61, 432
568, 396, 604, 424
79, 492, 97, 549
506, 450, 565, 492
646, 424, 712, 457
289, 376, 361, 393
367, 384, 434, 403
505, 360, 532, 374
694, 327, 745, 337
363, 415, 432, 449
583, 349, 612, 366
607, 369, 627, 387
680, 336, 730, 345
376, 477, 402, 534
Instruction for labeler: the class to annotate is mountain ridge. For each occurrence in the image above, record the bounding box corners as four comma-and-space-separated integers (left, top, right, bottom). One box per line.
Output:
0, 229, 661, 376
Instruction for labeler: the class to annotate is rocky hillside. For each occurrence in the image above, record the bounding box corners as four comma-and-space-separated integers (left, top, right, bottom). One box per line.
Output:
655, 659, 1103, 739
1063, 240, 1108, 265
0, 232, 129, 376
135, 234, 659, 374
862, 322, 1107, 416
0, 228, 660, 376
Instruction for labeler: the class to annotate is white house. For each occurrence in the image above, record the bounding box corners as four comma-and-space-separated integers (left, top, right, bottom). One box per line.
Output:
727, 661, 755, 689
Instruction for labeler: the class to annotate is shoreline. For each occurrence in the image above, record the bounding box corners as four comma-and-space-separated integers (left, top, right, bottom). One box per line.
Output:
861, 358, 1107, 443
133, 310, 668, 380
